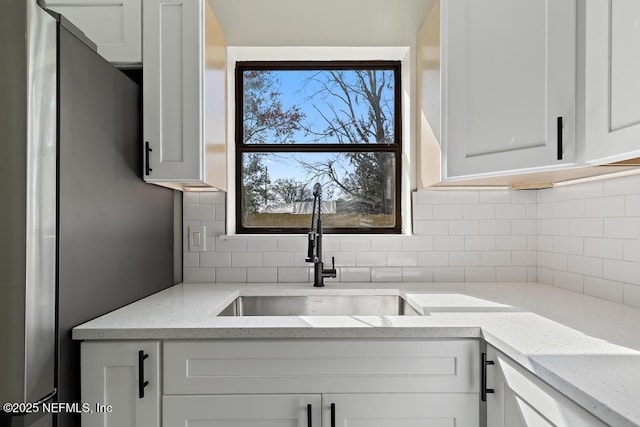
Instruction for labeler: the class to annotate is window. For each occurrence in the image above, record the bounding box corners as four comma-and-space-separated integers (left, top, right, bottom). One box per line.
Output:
235, 61, 401, 234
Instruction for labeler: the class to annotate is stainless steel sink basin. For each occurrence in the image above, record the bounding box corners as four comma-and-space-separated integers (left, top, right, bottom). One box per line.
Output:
217, 295, 421, 316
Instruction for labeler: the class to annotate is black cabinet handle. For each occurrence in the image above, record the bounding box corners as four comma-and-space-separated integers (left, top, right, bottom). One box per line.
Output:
481, 352, 495, 402
138, 350, 149, 399
145, 141, 153, 176
330, 403, 335, 427
557, 116, 563, 160
307, 403, 312, 427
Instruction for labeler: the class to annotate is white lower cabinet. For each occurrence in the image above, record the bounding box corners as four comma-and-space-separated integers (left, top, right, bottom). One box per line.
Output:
163, 394, 322, 427
486, 345, 606, 427
323, 393, 478, 427
80, 341, 160, 427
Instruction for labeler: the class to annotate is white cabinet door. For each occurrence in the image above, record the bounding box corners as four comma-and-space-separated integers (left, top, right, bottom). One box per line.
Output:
163, 395, 321, 427
443, 0, 576, 179
45, 0, 141, 64
323, 393, 478, 427
486, 346, 607, 427
584, 0, 640, 164
143, 0, 203, 184
81, 341, 160, 427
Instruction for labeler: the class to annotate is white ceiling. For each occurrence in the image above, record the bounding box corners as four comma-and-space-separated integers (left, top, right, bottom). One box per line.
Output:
207, 0, 436, 46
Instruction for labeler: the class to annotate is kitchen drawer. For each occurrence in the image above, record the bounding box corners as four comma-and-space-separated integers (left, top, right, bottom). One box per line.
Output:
164, 339, 479, 394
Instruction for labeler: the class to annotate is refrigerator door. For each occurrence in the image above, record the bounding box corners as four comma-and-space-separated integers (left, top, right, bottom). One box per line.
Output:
0, 0, 57, 422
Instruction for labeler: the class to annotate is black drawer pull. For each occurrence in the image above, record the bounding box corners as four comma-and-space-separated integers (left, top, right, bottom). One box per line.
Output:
138, 350, 149, 398
481, 352, 495, 402
331, 403, 335, 427
307, 403, 312, 427
557, 116, 563, 160
145, 141, 153, 175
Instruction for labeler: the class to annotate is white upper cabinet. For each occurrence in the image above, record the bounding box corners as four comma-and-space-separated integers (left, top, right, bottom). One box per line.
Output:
584, 0, 640, 164
143, 0, 227, 191
441, 0, 576, 179
45, 0, 142, 64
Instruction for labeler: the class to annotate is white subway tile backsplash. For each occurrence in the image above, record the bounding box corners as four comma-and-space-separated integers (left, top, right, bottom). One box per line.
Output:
232, 252, 263, 267
183, 267, 215, 283
604, 217, 640, 239
414, 220, 449, 235
465, 267, 496, 282
433, 236, 465, 251
355, 252, 387, 267
216, 267, 247, 283
247, 239, 278, 252
480, 251, 511, 267
568, 218, 603, 237
183, 179, 640, 308
402, 267, 433, 282
625, 194, 640, 217
417, 190, 448, 204
449, 251, 480, 267
340, 239, 371, 252
200, 252, 231, 268
371, 267, 402, 282
433, 204, 464, 219
184, 205, 215, 221
554, 199, 585, 218
479, 219, 511, 235
553, 270, 584, 293
402, 236, 434, 252
603, 174, 640, 195
624, 284, 640, 308
434, 267, 465, 282
552, 236, 584, 255
496, 266, 528, 282
247, 267, 278, 283
584, 238, 624, 259
584, 277, 624, 303
412, 203, 433, 220
567, 255, 603, 278
262, 252, 294, 267
387, 251, 418, 267
277, 267, 310, 283
585, 196, 625, 218
495, 204, 526, 219
183, 252, 199, 268
199, 192, 225, 205
479, 190, 512, 204
496, 235, 528, 250
603, 259, 640, 286
465, 236, 496, 251
371, 238, 402, 252
215, 237, 247, 252
448, 191, 480, 204
511, 251, 537, 266
183, 192, 200, 205
339, 267, 371, 282
463, 204, 495, 219
418, 251, 449, 267
540, 252, 567, 271
449, 220, 480, 235
566, 181, 603, 200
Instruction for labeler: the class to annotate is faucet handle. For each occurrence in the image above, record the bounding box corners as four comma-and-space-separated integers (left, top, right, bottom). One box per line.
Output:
323, 256, 337, 278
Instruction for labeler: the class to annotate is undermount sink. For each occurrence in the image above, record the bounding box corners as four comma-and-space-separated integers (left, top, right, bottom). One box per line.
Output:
217, 295, 421, 316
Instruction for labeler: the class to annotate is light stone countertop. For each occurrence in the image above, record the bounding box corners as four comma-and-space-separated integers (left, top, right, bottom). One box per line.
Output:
73, 281, 640, 427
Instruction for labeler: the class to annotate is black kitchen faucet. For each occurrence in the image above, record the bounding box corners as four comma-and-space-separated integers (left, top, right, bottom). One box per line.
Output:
306, 183, 337, 287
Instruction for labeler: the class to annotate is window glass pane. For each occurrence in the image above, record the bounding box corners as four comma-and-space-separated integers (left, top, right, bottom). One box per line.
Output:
242, 69, 396, 144
241, 152, 396, 229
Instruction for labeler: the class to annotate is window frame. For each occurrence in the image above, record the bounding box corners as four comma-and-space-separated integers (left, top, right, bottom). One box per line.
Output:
235, 60, 402, 234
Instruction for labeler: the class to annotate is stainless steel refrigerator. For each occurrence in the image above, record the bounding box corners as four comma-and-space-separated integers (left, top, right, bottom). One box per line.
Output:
0, 1, 176, 426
